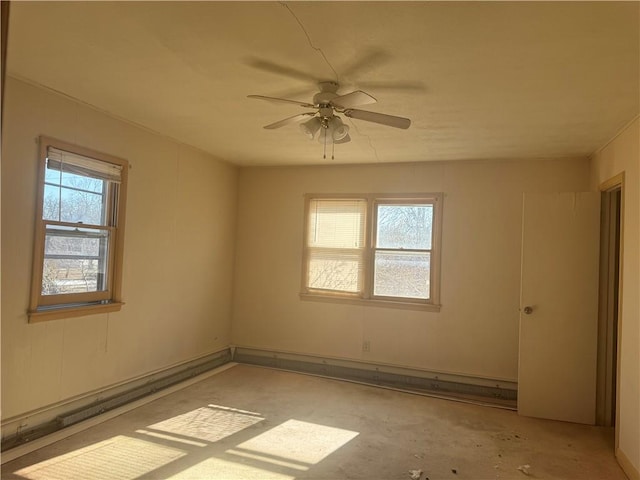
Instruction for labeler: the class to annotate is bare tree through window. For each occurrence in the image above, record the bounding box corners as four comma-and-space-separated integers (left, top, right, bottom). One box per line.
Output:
374, 204, 433, 299
41, 161, 110, 295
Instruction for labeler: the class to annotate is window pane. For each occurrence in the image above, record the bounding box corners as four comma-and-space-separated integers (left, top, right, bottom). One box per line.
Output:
45, 165, 61, 185
61, 169, 104, 193
43, 184, 61, 221
373, 251, 430, 299
308, 249, 362, 293
376, 204, 433, 249
59, 186, 106, 225
42, 226, 109, 295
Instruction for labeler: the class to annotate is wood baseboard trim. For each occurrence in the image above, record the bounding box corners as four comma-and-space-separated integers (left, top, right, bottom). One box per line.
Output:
617, 447, 640, 480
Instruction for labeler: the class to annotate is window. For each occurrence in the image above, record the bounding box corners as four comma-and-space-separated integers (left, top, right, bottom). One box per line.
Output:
305, 199, 367, 294
301, 194, 442, 310
29, 137, 129, 321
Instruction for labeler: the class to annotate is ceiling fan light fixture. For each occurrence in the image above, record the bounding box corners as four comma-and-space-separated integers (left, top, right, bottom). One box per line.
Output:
329, 116, 350, 141
300, 117, 321, 139
318, 122, 334, 144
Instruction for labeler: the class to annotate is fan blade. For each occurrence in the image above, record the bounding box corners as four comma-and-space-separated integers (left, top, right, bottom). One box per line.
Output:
344, 109, 411, 129
331, 90, 377, 109
248, 95, 315, 108
244, 57, 319, 83
264, 112, 316, 129
357, 81, 427, 93
340, 48, 391, 79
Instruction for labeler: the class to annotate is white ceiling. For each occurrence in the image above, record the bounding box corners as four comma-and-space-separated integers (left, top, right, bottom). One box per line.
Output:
6, 1, 639, 166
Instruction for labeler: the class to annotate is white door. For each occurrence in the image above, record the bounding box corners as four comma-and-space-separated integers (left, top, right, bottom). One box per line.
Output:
519, 192, 600, 424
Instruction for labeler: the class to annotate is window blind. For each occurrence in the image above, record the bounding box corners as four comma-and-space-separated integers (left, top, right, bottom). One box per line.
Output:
306, 199, 366, 294
47, 147, 122, 183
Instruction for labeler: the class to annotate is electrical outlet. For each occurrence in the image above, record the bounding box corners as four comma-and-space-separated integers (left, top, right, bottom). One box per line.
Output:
362, 340, 371, 352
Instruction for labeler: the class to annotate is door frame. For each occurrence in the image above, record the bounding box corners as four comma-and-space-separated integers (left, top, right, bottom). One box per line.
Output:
596, 172, 625, 451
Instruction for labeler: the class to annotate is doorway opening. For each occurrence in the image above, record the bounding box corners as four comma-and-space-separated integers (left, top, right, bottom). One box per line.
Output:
596, 174, 623, 439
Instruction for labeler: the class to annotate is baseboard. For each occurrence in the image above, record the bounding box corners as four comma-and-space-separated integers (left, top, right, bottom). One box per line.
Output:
233, 347, 517, 408
1, 348, 232, 460
617, 447, 640, 480
1, 347, 519, 463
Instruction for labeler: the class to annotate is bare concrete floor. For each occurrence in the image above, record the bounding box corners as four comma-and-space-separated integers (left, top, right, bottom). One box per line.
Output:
2, 364, 626, 480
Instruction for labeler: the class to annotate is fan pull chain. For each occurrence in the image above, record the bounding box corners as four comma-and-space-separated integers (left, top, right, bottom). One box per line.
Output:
331, 140, 335, 160
323, 128, 327, 159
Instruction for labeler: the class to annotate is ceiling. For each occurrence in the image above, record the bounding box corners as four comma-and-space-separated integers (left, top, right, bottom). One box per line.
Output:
6, 1, 639, 167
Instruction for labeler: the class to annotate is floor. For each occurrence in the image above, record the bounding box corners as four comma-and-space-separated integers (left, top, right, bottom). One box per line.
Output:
2, 364, 626, 480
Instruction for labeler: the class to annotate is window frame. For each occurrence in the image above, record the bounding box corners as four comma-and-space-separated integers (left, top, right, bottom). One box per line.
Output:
301, 193, 442, 311
28, 136, 129, 322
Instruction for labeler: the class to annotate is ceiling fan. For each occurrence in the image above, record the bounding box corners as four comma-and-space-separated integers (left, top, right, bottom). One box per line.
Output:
248, 81, 411, 151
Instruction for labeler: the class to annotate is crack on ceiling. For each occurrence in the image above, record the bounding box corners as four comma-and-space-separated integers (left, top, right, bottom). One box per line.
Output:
279, 2, 339, 83
347, 117, 380, 163
279, 2, 381, 161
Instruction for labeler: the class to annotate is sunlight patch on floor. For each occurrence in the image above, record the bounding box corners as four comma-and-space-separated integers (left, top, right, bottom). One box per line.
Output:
164, 457, 295, 480
234, 419, 359, 466
147, 404, 264, 443
13, 435, 186, 480
225, 448, 309, 471
135, 428, 209, 447
9, 409, 358, 480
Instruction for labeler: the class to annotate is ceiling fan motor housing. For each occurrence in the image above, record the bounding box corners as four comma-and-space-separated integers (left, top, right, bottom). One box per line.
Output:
314, 80, 340, 106
314, 92, 339, 108
318, 105, 335, 119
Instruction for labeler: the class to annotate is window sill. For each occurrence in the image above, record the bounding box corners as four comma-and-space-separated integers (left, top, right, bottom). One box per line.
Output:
299, 293, 441, 312
28, 302, 124, 323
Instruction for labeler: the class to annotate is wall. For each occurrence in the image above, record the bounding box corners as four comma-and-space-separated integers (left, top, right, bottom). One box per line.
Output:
232, 157, 590, 382
1, 77, 238, 420
591, 117, 640, 476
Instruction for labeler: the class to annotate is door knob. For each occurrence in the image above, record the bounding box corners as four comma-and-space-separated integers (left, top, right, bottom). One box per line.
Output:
523, 306, 533, 315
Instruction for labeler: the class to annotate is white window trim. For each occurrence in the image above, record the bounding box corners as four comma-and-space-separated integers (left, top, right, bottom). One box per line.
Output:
300, 193, 443, 311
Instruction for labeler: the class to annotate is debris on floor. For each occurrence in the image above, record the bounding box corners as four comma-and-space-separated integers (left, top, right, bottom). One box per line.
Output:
451, 468, 457, 474
409, 469, 423, 479
517, 464, 531, 476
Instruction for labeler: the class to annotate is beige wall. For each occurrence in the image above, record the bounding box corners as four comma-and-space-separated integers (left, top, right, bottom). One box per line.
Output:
232, 157, 591, 382
591, 117, 640, 475
1, 77, 238, 420
4, 74, 635, 470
